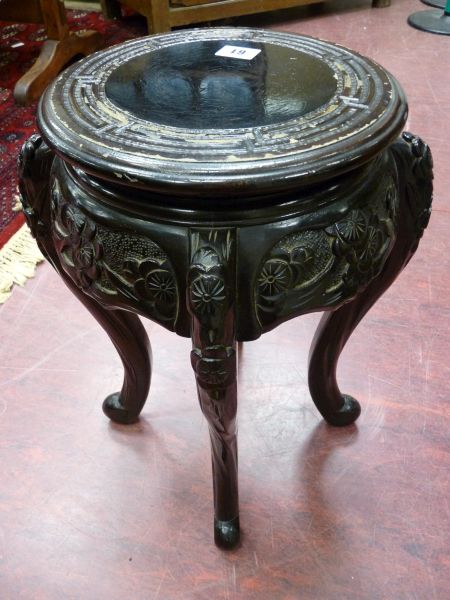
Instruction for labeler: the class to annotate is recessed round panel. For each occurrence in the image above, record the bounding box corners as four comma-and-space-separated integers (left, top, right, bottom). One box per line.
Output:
105, 41, 337, 129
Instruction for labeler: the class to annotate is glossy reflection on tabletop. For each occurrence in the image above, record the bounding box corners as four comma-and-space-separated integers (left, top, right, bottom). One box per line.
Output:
105, 41, 337, 129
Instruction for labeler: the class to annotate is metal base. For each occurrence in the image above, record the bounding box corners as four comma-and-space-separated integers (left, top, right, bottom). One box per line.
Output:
420, 0, 446, 8
408, 10, 450, 34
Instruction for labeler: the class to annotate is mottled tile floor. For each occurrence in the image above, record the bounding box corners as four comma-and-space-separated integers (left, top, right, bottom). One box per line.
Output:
1, 0, 450, 597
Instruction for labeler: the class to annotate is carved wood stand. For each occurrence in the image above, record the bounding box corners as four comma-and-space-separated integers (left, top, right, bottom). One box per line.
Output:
18, 29, 433, 549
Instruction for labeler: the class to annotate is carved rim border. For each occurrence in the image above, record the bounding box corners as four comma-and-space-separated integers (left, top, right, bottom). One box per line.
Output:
38, 28, 407, 195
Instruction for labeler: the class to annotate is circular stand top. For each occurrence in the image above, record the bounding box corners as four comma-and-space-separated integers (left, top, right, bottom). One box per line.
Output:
38, 28, 407, 196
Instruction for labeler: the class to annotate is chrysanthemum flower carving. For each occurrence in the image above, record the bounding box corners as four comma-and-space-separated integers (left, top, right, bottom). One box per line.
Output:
190, 274, 226, 315
121, 257, 177, 320
258, 258, 292, 297
56, 204, 102, 290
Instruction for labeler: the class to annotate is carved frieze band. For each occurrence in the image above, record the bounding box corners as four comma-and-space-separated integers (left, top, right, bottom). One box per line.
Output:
256, 177, 399, 326
18, 135, 178, 326
50, 179, 179, 325
19, 132, 431, 339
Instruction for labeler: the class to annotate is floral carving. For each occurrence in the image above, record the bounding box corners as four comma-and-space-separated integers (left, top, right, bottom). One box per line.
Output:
18, 134, 54, 239
56, 203, 102, 290
258, 259, 292, 297
145, 270, 176, 303
191, 345, 236, 388
326, 207, 392, 294
119, 258, 177, 319
188, 230, 235, 390
257, 229, 334, 312
188, 242, 230, 327
359, 226, 384, 261
51, 190, 178, 324
256, 180, 398, 324
122, 259, 176, 303
334, 210, 368, 243
191, 274, 226, 315
399, 132, 433, 239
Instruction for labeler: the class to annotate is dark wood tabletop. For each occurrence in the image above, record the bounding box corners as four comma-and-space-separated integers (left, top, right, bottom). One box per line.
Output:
38, 28, 406, 197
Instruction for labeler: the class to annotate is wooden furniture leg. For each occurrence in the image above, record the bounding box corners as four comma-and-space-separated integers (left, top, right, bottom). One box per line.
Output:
308, 132, 433, 427
8, 0, 103, 105
100, 0, 122, 18
146, 0, 171, 33
14, 32, 103, 105
60, 269, 152, 424
188, 231, 240, 549
18, 134, 152, 424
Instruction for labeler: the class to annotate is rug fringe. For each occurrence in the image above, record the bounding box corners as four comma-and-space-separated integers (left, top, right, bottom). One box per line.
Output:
0, 224, 44, 304
12, 194, 22, 213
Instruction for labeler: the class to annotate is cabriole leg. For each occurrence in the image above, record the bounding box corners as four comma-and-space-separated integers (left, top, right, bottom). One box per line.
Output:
62, 276, 152, 424
308, 132, 432, 426
18, 134, 152, 425
53, 269, 152, 424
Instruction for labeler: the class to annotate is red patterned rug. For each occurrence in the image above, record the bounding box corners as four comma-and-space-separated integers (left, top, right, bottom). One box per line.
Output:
0, 9, 146, 300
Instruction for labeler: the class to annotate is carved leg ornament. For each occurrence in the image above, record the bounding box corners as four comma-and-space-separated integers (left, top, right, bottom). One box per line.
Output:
188, 231, 240, 549
308, 133, 433, 426
19, 134, 152, 424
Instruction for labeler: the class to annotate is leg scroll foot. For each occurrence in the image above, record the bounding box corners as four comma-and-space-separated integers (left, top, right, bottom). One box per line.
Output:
335, 395, 361, 426
102, 387, 146, 425
103, 392, 131, 423
324, 394, 361, 428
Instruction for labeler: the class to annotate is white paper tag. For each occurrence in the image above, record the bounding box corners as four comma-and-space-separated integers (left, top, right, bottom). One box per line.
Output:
215, 45, 261, 61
